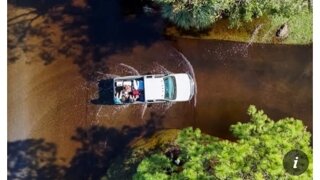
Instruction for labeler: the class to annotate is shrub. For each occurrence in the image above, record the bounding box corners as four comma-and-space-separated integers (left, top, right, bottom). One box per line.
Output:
133, 105, 313, 179
154, 0, 233, 30
228, 0, 309, 28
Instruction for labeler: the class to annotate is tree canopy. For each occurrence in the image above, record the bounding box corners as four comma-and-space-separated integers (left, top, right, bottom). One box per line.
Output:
153, 0, 310, 30
133, 105, 312, 179
154, 0, 232, 30
228, 0, 309, 28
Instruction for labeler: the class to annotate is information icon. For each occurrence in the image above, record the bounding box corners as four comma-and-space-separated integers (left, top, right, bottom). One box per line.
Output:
283, 149, 309, 176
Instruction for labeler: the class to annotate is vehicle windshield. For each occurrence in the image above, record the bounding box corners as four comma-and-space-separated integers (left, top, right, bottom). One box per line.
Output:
163, 76, 176, 100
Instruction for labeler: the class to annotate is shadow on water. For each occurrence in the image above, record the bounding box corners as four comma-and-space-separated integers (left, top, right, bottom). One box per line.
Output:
8, 0, 163, 80
8, 116, 164, 179
8, 139, 66, 179
66, 115, 164, 179
8, 0, 69, 64
91, 79, 114, 105
8, 0, 65, 11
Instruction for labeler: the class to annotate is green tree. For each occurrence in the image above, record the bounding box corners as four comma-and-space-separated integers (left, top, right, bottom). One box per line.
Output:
153, 0, 232, 30
134, 154, 171, 180
214, 105, 312, 179
133, 105, 312, 179
228, 0, 309, 28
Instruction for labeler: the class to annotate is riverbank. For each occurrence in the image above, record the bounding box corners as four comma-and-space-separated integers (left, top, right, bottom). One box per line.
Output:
166, 11, 312, 45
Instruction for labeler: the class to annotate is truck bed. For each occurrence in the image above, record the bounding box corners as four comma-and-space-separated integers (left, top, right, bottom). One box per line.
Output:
113, 76, 145, 104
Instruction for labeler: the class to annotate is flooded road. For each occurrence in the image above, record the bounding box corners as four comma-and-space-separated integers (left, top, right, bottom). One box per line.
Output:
8, 0, 312, 178
8, 39, 312, 161
174, 39, 312, 139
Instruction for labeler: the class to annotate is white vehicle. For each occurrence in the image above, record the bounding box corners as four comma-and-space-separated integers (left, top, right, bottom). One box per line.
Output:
113, 73, 195, 104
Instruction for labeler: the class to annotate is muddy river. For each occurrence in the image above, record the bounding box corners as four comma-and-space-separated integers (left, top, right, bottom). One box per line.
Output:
8, 0, 312, 179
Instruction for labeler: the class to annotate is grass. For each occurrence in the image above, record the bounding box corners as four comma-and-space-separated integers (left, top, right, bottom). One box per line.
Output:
131, 129, 179, 151
166, 11, 312, 45
279, 11, 313, 44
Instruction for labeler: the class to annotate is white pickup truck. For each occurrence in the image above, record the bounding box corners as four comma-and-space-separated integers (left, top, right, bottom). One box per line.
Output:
113, 73, 195, 104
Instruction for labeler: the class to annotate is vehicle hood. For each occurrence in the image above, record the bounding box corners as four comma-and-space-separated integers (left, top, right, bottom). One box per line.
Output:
144, 77, 165, 100
174, 73, 194, 101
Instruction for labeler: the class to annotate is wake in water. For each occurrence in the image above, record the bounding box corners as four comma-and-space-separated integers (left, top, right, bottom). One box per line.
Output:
163, 102, 175, 112
110, 104, 130, 117
141, 104, 147, 119
119, 63, 140, 75
247, 24, 263, 47
96, 105, 103, 117
150, 62, 172, 74
94, 57, 189, 119
171, 48, 198, 107
95, 72, 120, 81
223, 24, 263, 58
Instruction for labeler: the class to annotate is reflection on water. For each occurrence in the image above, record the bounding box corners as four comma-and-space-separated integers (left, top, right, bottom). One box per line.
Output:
8, 0, 312, 178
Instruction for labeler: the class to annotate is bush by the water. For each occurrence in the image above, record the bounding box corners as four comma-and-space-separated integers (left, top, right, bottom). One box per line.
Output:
133, 105, 312, 179
228, 0, 309, 28
154, 0, 233, 30
154, 0, 310, 30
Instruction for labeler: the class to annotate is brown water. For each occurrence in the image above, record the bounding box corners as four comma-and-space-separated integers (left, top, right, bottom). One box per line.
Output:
8, 0, 312, 179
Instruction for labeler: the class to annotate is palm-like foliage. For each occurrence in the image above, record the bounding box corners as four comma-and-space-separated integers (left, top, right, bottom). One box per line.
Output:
155, 0, 232, 30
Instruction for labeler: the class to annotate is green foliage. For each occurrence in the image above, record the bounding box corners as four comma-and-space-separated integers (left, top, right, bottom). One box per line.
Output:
270, 10, 312, 44
133, 105, 313, 179
216, 105, 313, 179
154, 0, 232, 30
154, 0, 310, 33
134, 154, 171, 180
227, 0, 309, 28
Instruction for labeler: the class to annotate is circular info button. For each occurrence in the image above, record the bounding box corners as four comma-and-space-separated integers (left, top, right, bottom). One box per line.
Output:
283, 149, 309, 176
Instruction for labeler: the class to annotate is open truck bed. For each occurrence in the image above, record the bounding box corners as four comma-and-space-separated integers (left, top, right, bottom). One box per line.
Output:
113, 75, 145, 104
112, 73, 195, 105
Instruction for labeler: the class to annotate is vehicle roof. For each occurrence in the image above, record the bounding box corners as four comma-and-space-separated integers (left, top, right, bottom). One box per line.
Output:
173, 73, 192, 101
144, 77, 165, 101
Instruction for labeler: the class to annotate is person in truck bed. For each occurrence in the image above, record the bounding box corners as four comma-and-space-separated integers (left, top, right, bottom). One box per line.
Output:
123, 85, 131, 100
114, 91, 125, 104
